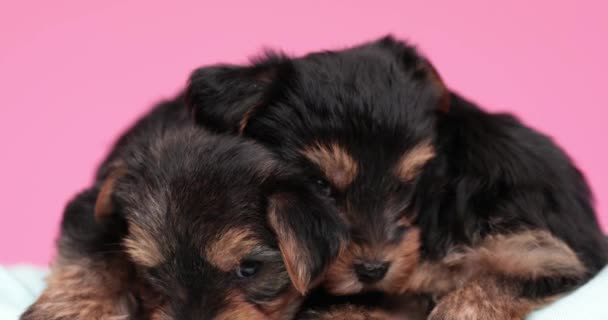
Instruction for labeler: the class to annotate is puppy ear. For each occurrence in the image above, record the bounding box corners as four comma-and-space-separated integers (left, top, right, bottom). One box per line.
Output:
94, 163, 127, 222
268, 188, 346, 295
185, 57, 284, 134
24, 184, 136, 319
376, 35, 450, 113
418, 57, 450, 113
58, 166, 130, 256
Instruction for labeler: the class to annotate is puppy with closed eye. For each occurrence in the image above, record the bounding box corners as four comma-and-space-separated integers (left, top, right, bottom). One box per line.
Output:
22, 103, 345, 319
186, 36, 608, 319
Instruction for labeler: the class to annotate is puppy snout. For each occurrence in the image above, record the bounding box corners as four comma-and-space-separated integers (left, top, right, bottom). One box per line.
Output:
354, 261, 390, 283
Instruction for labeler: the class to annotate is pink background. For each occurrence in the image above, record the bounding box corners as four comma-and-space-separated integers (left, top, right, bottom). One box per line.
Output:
1, 1, 606, 265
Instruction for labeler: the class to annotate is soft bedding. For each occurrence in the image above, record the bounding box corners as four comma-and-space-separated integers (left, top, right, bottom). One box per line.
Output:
2, 265, 607, 319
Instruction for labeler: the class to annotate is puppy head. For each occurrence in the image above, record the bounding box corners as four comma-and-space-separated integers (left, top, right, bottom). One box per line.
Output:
95, 127, 345, 319
186, 36, 447, 295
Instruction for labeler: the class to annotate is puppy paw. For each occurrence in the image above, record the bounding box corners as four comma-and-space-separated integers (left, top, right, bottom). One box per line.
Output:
20, 302, 130, 320
299, 305, 406, 320
427, 283, 531, 320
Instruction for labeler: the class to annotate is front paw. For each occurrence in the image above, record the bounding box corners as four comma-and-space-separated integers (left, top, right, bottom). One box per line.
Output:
427, 284, 531, 320
298, 305, 406, 320
20, 306, 42, 320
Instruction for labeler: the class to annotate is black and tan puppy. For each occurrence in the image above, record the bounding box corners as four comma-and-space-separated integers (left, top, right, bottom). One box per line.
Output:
22, 104, 344, 319
186, 36, 608, 319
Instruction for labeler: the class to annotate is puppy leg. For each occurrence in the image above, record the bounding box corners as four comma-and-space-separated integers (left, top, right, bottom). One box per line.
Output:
299, 294, 431, 320
20, 257, 136, 320
428, 277, 540, 320
298, 304, 408, 320
428, 230, 586, 320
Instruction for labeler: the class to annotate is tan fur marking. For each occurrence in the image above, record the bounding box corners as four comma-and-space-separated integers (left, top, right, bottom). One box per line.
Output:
401, 230, 586, 296
421, 58, 450, 113
94, 166, 127, 221
217, 286, 302, 320
124, 222, 165, 267
324, 243, 373, 294
303, 305, 402, 320
469, 230, 586, 279
394, 141, 435, 182
205, 227, 262, 272
396, 244, 480, 296
325, 228, 422, 295
302, 143, 358, 190
322, 228, 581, 319
215, 291, 267, 320
323, 241, 365, 294
334, 228, 587, 298
235, 69, 279, 135
428, 277, 540, 320
22, 258, 132, 320
302, 297, 432, 320
268, 195, 313, 294
397, 215, 414, 227
149, 307, 172, 320
378, 228, 422, 292
261, 287, 303, 320
238, 103, 261, 135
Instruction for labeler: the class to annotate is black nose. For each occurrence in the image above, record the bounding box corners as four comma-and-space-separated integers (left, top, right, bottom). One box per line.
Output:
354, 261, 390, 283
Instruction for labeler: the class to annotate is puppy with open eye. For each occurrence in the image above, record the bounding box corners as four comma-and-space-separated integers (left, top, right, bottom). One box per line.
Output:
186, 36, 608, 319
22, 122, 344, 319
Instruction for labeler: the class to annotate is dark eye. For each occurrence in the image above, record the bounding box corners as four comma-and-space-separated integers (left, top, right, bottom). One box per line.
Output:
236, 260, 262, 279
391, 225, 410, 243
314, 178, 333, 198
396, 225, 408, 237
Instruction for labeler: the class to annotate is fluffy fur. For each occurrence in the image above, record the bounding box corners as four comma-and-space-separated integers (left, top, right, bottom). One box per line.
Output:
296, 291, 432, 320
22, 99, 345, 319
186, 35, 608, 318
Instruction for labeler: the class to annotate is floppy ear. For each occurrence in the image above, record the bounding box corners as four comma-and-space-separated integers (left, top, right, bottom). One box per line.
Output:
418, 57, 450, 113
60, 163, 130, 255
268, 188, 346, 295
23, 168, 136, 320
376, 35, 451, 113
185, 57, 284, 134
95, 163, 127, 222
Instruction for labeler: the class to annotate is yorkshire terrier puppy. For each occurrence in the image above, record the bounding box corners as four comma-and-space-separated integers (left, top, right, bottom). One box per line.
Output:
186, 36, 608, 319
22, 101, 344, 319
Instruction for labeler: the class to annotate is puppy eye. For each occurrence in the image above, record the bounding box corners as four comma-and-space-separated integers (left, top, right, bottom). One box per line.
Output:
314, 178, 334, 198
396, 226, 409, 237
236, 260, 262, 279
391, 225, 410, 243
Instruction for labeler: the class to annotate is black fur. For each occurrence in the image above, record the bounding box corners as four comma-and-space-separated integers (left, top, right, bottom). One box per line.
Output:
417, 92, 607, 273
186, 35, 607, 306
59, 96, 192, 261
23, 96, 345, 319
